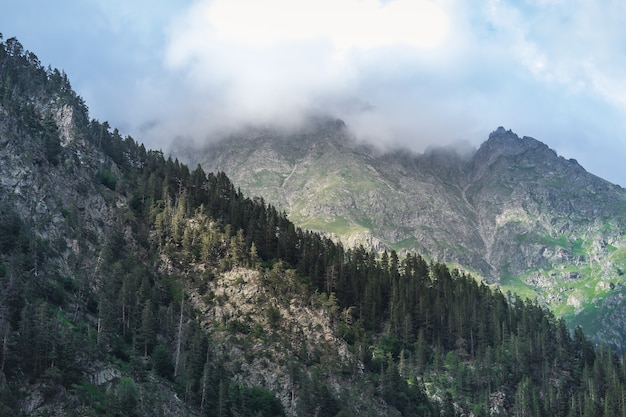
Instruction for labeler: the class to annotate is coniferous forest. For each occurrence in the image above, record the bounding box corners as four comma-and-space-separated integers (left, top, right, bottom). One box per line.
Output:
1, 35, 625, 416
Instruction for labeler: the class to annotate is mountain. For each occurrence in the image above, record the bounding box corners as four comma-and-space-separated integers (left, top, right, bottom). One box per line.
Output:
176, 120, 626, 350
2, 36, 626, 417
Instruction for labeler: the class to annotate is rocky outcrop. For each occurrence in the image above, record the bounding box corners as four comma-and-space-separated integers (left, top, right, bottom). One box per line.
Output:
184, 265, 394, 416
89, 366, 121, 386
0, 99, 117, 284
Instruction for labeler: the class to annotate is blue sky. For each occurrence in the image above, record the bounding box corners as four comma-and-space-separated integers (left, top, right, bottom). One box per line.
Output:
2, 0, 626, 186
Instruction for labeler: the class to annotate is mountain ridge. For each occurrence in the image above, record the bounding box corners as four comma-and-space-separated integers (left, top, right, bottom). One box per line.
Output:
176, 120, 626, 349
3, 35, 626, 417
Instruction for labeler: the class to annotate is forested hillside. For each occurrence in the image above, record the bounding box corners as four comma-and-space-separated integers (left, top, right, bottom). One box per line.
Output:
1, 35, 625, 417
177, 116, 626, 351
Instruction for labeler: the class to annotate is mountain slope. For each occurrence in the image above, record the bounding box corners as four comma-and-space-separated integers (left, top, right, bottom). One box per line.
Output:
177, 122, 626, 349
3, 36, 626, 417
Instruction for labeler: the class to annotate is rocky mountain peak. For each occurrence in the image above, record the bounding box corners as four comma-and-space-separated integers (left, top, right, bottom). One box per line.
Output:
479, 127, 550, 160
488, 126, 515, 139
470, 127, 558, 183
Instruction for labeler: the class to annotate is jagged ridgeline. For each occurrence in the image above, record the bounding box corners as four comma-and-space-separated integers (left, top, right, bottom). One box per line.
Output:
0, 35, 625, 417
179, 118, 626, 352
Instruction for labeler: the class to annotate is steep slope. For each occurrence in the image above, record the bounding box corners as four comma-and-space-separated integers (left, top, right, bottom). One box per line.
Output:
0, 37, 350, 417
0, 38, 204, 416
177, 123, 626, 349
467, 128, 626, 347
180, 121, 489, 272
0, 36, 429, 417
3, 36, 626, 417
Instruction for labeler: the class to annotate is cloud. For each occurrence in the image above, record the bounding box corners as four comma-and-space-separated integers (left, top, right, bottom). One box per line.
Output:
148, 0, 455, 144
203, 0, 450, 50
6, 0, 625, 184
484, 0, 626, 103
152, 0, 625, 141
111, 0, 626, 184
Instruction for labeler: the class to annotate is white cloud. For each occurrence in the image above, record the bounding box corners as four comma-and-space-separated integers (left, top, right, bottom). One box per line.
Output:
157, 0, 455, 140
484, 0, 626, 109
204, 0, 450, 50
10, 0, 623, 182
111, 0, 616, 186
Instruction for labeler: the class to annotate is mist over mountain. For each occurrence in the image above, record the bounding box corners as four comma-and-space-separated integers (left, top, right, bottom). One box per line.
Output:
2, 36, 626, 417
175, 120, 626, 350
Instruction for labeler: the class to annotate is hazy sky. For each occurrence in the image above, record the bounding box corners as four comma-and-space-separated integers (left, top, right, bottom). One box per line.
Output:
2, 0, 626, 186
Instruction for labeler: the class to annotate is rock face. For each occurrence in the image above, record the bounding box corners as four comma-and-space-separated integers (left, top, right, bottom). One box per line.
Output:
183, 266, 394, 416
0, 97, 116, 290
0, 46, 200, 415
176, 122, 626, 349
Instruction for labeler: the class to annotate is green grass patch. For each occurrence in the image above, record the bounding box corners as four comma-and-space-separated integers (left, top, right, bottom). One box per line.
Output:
352, 212, 376, 230
388, 237, 422, 252
496, 264, 540, 300
610, 246, 626, 268
570, 238, 585, 255
250, 170, 285, 187
566, 302, 602, 336
340, 172, 384, 192
297, 216, 368, 236
557, 304, 576, 317
498, 280, 539, 301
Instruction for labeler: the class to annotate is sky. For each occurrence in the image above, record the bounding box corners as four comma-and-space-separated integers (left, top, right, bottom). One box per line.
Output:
2, 0, 626, 186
